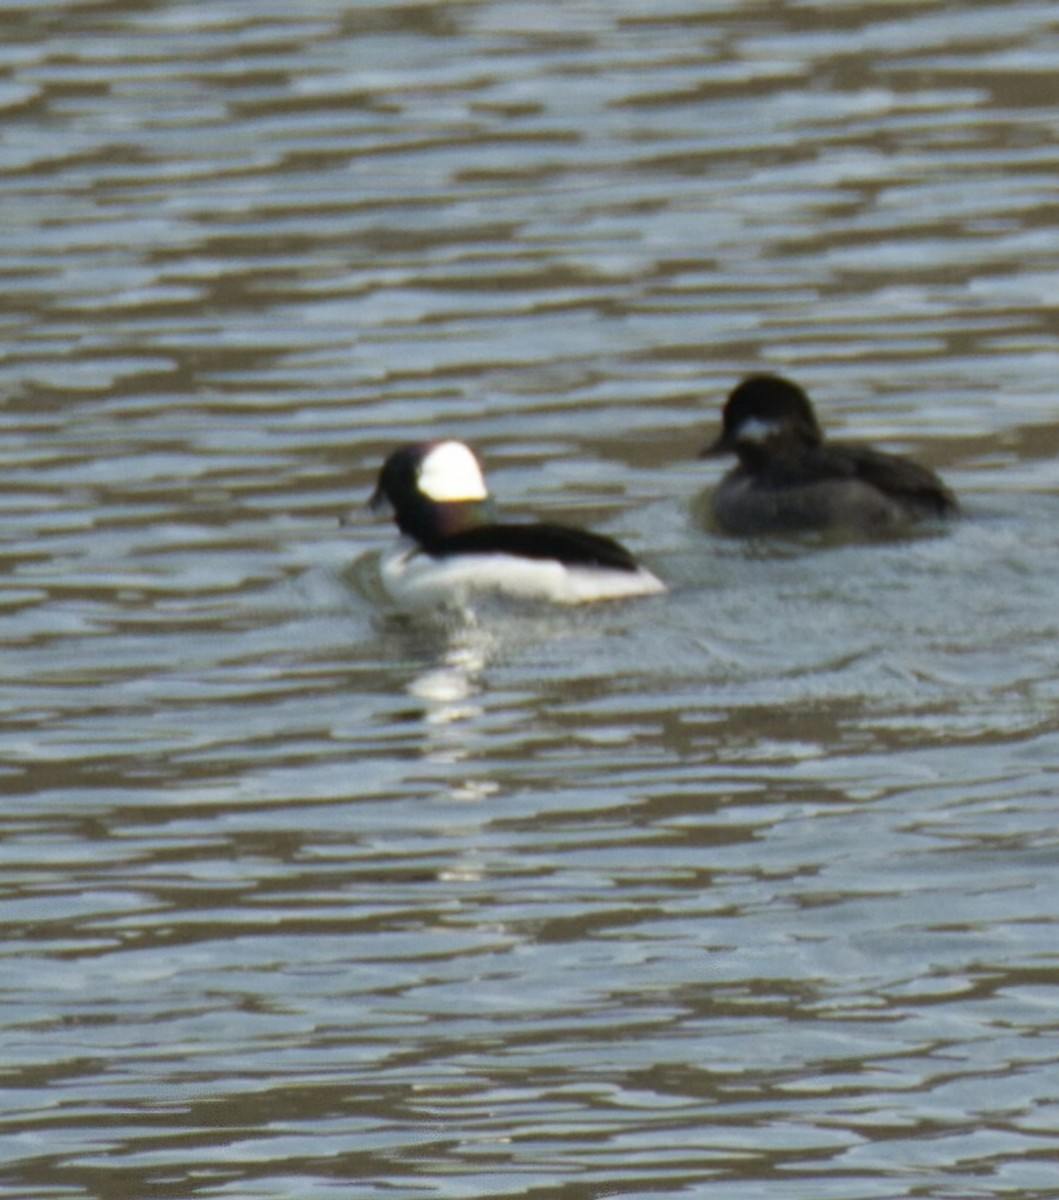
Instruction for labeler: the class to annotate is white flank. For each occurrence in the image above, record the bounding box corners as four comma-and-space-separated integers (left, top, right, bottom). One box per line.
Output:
380, 542, 666, 609
417, 441, 489, 502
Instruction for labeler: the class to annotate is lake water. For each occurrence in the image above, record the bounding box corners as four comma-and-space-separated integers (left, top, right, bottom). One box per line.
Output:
2, 2, 1059, 1198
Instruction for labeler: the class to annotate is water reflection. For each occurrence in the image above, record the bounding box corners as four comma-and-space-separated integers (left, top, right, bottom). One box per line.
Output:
407, 635, 489, 730
403, 624, 498, 812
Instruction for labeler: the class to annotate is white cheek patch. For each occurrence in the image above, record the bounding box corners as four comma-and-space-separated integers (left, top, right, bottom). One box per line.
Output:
735, 416, 782, 444
418, 441, 490, 502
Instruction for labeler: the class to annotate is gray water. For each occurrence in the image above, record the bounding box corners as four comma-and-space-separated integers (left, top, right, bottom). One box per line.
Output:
2, 2, 1059, 1198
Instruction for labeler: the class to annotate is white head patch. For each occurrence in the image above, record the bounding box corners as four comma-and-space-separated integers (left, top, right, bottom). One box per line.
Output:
734, 416, 782, 445
418, 441, 489, 502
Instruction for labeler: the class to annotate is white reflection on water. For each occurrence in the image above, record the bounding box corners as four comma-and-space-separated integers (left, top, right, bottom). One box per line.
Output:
406, 630, 493, 801
407, 640, 488, 718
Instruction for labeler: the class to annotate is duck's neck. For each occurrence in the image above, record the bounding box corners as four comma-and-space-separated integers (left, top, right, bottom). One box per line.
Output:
400, 496, 498, 548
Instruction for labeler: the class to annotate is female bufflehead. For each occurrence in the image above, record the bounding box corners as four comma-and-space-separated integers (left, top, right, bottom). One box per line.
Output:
370, 440, 666, 607
701, 374, 958, 536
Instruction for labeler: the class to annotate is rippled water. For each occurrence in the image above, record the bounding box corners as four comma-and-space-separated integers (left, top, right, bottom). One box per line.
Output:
3, 2, 1059, 1197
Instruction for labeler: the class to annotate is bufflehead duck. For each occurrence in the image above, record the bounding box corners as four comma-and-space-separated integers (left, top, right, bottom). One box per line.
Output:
370, 440, 666, 607
701, 374, 958, 536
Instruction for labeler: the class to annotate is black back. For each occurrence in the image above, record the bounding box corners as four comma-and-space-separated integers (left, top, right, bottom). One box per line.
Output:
798, 442, 958, 516
433, 522, 641, 572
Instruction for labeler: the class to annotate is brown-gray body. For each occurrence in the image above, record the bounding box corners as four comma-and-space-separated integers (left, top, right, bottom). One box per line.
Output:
703, 376, 957, 537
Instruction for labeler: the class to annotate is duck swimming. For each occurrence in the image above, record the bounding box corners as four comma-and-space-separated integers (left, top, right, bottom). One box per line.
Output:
701, 374, 958, 536
371, 440, 666, 607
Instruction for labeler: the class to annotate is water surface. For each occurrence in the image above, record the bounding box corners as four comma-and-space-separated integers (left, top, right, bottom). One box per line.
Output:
2, 2, 1059, 1198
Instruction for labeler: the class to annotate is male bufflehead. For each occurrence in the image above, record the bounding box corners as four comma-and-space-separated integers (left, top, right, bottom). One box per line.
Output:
701, 374, 958, 536
370, 440, 666, 607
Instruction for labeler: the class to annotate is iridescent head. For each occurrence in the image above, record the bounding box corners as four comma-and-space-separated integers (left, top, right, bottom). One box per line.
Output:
371, 440, 496, 545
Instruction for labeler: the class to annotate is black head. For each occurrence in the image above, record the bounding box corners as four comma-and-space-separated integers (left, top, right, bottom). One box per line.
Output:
370, 442, 433, 514
370, 440, 497, 547
702, 375, 824, 464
